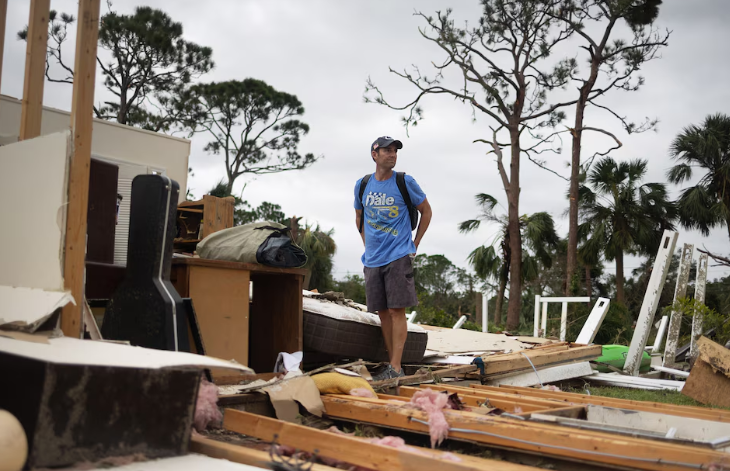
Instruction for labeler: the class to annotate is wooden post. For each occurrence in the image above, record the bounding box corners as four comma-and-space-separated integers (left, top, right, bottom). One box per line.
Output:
663, 243, 694, 367
0, 0, 8, 98
540, 301, 548, 337
533, 295, 541, 337
624, 230, 677, 375
60, 0, 101, 338
19, 0, 50, 140
575, 297, 610, 345
559, 301, 568, 341
689, 252, 709, 362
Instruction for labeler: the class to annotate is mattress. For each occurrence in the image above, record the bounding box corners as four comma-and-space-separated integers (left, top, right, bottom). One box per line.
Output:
302, 296, 427, 363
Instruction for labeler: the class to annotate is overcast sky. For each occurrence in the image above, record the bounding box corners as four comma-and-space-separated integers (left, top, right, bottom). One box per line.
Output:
3, 1, 730, 288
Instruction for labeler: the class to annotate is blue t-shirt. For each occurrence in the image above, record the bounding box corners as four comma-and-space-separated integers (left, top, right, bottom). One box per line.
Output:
354, 172, 426, 268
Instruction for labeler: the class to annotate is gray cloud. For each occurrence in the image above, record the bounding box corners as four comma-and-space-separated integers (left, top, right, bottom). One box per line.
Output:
4, 0, 729, 284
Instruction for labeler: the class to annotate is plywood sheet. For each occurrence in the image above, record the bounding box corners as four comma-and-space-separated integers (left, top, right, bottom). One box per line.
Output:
682, 358, 730, 408
188, 265, 250, 367
426, 329, 533, 354
0, 132, 70, 291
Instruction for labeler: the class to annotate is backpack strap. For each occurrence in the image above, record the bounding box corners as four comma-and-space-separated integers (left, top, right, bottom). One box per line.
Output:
357, 174, 372, 233
396, 172, 418, 231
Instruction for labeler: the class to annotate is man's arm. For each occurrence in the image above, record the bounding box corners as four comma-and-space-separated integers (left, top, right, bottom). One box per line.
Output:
413, 198, 432, 250
355, 209, 365, 246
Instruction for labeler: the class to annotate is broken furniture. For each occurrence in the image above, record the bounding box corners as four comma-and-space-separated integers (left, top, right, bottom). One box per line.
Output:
171, 258, 307, 373
175, 195, 235, 253
102, 175, 189, 352
302, 291, 428, 364
0, 334, 252, 468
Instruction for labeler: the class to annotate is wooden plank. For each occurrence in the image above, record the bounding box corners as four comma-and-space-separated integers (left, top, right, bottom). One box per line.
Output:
624, 230, 678, 375
491, 385, 730, 422
664, 243, 694, 367
172, 257, 308, 277
60, 0, 101, 338
481, 345, 601, 375
575, 298, 610, 345
190, 436, 341, 471
319, 396, 728, 471
0, 0, 7, 100
189, 265, 250, 370
406, 385, 567, 410
371, 364, 478, 389
19, 0, 50, 140
394, 386, 553, 414
223, 408, 541, 471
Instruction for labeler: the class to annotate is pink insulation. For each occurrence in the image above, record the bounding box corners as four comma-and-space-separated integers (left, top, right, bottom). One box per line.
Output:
409, 389, 451, 448
368, 436, 407, 448
350, 388, 377, 398
194, 378, 223, 432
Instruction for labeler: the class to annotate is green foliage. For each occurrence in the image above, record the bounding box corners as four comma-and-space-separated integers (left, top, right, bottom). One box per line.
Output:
567, 386, 715, 408
297, 224, 337, 292
20, 6, 214, 131
664, 297, 730, 348
178, 78, 319, 194
579, 157, 677, 303
667, 113, 730, 239
332, 275, 366, 305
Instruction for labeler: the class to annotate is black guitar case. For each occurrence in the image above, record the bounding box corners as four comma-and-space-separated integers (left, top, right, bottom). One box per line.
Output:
101, 175, 189, 352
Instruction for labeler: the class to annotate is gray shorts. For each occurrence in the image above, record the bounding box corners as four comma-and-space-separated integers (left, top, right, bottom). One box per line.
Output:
363, 255, 418, 312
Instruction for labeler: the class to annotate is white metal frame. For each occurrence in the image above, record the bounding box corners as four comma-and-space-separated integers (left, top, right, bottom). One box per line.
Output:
624, 230, 678, 375
534, 296, 591, 340
575, 297, 611, 345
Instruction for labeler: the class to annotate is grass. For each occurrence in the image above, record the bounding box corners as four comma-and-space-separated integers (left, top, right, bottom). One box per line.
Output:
564, 385, 722, 408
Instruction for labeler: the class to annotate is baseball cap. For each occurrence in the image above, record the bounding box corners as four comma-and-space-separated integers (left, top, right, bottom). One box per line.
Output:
371, 136, 403, 153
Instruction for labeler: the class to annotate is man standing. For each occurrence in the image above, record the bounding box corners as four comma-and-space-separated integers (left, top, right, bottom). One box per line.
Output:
354, 136, 432, 380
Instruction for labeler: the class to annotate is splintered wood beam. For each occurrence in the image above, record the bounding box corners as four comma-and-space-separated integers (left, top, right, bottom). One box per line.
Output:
0, 0, 7, 97
60, 0, 101, 338
488, 385, 730, 422
223, 408, 540, 471
319, 396, 728, 471
478, 345, 601, 375
19, 0, 50, 140
190, 436, 340, 471
400, 385, 565, 412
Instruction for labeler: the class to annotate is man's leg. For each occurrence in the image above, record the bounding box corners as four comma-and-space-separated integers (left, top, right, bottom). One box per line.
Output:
377, 309, 394, 360
388, 308, 407, 372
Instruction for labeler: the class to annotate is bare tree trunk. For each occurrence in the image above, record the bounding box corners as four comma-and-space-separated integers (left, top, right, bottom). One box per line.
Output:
566, 117, 583, 295
615, 250, 625, 306
585, 265, 592, 300
506, 129, 522, 331
225, 178, 234, 196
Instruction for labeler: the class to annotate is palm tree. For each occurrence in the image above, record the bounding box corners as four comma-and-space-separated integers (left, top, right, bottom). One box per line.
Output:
667, 113, 730, 240
295, 223, 337, 291
459, 194, 559, 328
579, 157, 677, 305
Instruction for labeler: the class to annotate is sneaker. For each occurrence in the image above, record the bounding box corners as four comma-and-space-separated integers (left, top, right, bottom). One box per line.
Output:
389, 368, 406, 379
371, 365, 396, 381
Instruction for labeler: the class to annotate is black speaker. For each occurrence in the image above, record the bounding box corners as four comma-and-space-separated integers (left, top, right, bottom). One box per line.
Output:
101, 174, 189, 352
